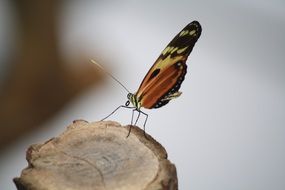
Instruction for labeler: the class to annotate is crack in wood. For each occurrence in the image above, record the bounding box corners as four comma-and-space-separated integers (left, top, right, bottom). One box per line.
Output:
60, 150, 106, 189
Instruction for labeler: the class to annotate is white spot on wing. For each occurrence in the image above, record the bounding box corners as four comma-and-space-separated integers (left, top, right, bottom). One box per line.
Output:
189, 30, 196, 36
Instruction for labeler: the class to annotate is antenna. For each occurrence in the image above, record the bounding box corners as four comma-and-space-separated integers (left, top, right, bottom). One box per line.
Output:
90, 59, 130, 93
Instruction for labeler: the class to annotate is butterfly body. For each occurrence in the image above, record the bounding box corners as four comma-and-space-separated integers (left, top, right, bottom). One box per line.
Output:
127, 21, 201, 110
127, 93, 141, 110
99, 21, 202, 137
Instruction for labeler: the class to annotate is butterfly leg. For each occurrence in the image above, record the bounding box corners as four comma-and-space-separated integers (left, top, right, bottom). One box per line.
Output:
126, 125, 132, 138
140, 111, 149, 138
127, 109, 141, 138
127, 110, 149, 139
134, 110, 141, 126
131, 109, 135, 125
101, 105, 134, 121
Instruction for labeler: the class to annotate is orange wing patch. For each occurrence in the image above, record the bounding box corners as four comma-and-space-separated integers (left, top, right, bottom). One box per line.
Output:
135, 21, 202, 109
139, 61, 186, 108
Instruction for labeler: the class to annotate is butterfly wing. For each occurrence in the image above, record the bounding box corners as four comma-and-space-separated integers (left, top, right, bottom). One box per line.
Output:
135, 21, 202, 109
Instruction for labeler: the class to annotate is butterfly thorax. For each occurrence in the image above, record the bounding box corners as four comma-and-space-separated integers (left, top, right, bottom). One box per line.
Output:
127, 93, 141, 110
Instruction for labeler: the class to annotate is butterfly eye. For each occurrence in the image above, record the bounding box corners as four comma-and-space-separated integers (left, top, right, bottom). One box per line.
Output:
125, 100, 130, 106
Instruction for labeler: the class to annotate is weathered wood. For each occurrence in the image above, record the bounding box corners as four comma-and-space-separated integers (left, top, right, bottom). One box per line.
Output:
14, 120, 178, 190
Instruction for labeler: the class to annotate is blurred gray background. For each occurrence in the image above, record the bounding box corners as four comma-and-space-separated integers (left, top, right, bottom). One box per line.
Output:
0, 0, 285, 189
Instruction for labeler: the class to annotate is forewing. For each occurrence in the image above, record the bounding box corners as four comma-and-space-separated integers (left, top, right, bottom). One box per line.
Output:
136, 21, 202, 109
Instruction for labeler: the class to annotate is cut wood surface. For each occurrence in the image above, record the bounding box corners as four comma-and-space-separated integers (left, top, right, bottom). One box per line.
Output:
14, 120, 177, 190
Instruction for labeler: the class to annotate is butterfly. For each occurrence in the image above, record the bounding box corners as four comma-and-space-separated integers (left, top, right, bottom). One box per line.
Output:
92, 20, 202, 137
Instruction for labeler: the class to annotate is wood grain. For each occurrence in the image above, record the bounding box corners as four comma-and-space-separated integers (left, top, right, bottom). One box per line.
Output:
14, 120, 178, 190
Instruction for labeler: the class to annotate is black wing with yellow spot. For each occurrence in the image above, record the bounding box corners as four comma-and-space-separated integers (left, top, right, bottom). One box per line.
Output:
135, 21, 202, 109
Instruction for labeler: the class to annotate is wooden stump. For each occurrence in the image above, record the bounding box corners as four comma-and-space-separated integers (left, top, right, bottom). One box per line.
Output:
14, 120, 178, 190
